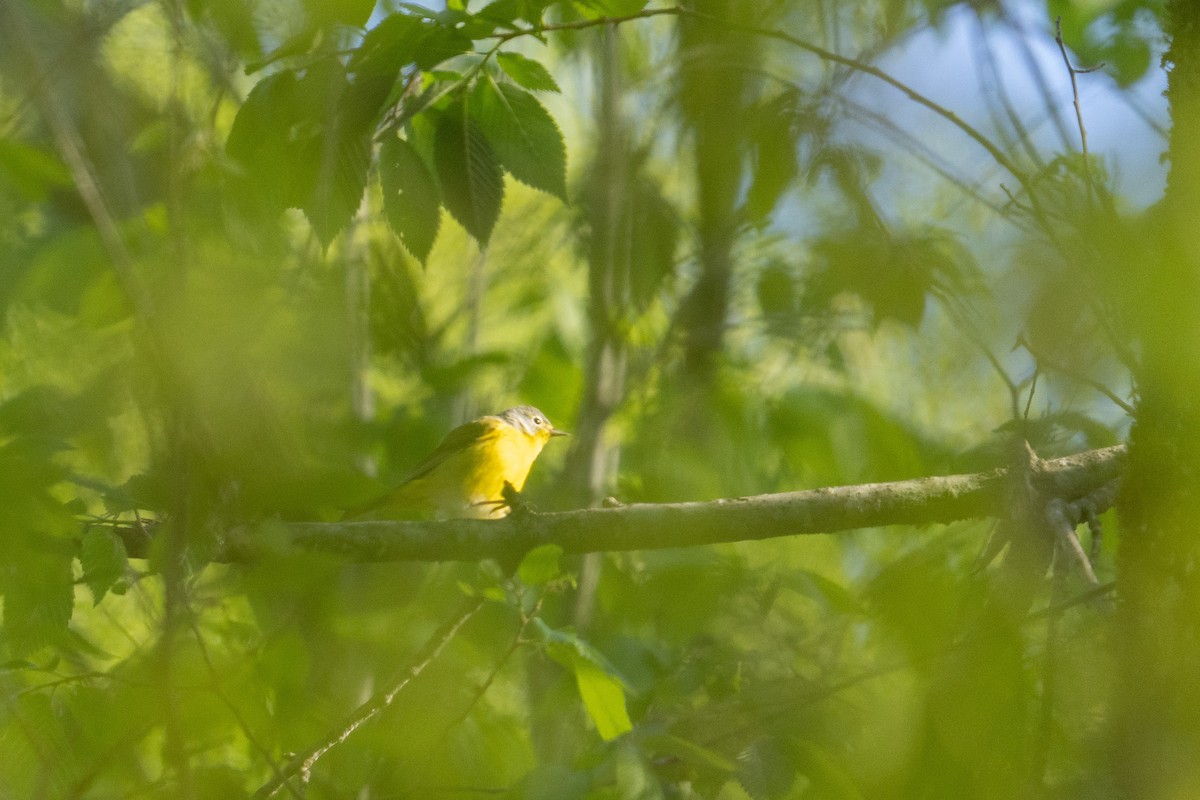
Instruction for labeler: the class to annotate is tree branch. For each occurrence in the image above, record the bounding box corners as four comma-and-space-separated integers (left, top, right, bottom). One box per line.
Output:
112, 446, 1126, 563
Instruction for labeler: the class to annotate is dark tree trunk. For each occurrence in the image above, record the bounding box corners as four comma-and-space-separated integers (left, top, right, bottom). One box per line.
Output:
1114, 2, 1200, 796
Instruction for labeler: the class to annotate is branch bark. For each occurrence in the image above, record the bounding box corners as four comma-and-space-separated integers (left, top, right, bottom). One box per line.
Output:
113, 446, 1125, 564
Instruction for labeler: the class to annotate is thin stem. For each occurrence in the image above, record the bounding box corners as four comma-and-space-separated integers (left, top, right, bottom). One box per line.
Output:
1055, 16, 1102, 200
255, 596, 487, 798
187, 619, 301, 800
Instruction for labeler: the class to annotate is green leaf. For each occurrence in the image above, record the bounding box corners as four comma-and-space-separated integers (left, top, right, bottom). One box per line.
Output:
380, 135, 441, 262
746, 94, 800, 221
2, 555, 74, 656
716, 781, 755, 800
536, 620, 633, 741
301, 66, 390, 245
228, 63, 381, 245
350, 14, 430, 76
0, 139, 71, 201
574, 0, 648, 16
187, 0, 259, 59
496, 52, 561, 93
304, 0, 375, 29
471, 78, 567, 200
788, 738, 867, 800
245, 29, 317, 75
649, 733, 738, 772
79, 528, 127, 606
787, 569, 866, 616
628, 176, 677, 308
434, 102, 505, 244
226, 70, 307, 209
517, 543, 563, 586
349, 12, 474, 75
572, 657, 633, 741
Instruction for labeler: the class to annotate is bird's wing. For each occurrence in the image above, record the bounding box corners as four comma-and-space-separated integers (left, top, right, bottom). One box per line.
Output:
402, 416, 504, 483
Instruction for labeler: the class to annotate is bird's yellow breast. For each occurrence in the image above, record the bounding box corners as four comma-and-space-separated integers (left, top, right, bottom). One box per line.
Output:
374, 418, 552, 519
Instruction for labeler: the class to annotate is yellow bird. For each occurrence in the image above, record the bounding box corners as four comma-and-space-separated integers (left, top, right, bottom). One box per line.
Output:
352, 405, 568, 520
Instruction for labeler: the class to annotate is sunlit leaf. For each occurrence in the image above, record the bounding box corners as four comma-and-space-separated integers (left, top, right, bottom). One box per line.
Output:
537, 619, 633, 740
518, 543, 563, 586
497, 51, 561, 93
572, 657, 633, 740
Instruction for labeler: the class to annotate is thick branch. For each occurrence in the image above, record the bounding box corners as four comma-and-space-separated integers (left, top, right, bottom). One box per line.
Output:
142, 445, 1127, 564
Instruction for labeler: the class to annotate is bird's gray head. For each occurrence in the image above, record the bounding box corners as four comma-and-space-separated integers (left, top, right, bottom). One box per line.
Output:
499, 406, 569, 438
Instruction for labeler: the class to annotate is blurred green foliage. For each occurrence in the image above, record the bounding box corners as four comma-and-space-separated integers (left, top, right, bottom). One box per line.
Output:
0, 0, 1181, 797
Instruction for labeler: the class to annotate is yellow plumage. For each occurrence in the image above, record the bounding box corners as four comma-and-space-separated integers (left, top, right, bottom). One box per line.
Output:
353, 405, 567, 520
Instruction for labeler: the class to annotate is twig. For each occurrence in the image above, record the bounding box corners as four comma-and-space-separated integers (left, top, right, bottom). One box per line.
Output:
418, 595, 545, 788
1032, 555, 1068, 785
1046, 498, 1099, 584
187, 619, 301, 799
1026, 580, 1114, 621
1054, 17, 1104, 200
1017, 335, 1136, 415
486, 6, 1030, 194
1023, 367, 1041, 422
255, 596, 486, 798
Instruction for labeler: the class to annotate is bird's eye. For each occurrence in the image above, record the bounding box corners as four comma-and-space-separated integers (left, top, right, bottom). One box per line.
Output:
533, 417, 543, 425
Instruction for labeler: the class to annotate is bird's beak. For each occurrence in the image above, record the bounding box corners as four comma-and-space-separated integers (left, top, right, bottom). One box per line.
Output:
551, 427, 570, 437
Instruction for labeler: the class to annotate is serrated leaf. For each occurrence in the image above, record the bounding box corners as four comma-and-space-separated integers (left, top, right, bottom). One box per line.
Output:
478, 0, 527, 25
380, 136, 441, 262
226, 70, 307, 210
481, 0, 556, 25
496, 52, 561, 93
651, 733, 738, 772
79, 528, 127, 606
517, 543, 563, 586
434, 103, 505, 244
301, 129, 372, 246
350, 14, 429, 75
471, 78, 566, 200
229, 62, 381, 245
